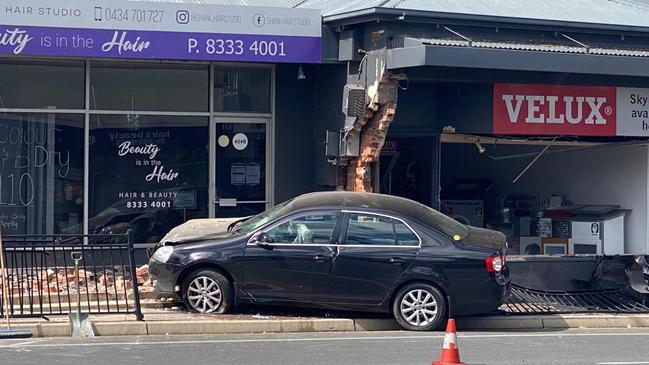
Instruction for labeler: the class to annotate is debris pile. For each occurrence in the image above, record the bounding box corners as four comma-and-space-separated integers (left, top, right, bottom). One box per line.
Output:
0, 265, 154, 298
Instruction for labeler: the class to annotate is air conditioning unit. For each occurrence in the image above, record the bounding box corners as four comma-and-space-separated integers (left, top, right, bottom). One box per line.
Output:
342, 84, 366, 118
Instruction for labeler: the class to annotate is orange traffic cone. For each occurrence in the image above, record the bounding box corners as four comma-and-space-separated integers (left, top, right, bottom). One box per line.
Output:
432, 319, 468, 365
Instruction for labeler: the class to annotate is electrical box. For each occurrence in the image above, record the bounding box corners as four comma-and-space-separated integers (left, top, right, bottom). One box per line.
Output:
325, 130, 359, 158
325, 130, 340, 159
340, 132, 359, 157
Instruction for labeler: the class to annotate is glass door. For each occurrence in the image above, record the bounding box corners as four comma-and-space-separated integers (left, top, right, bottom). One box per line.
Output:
212, 118, 269, 218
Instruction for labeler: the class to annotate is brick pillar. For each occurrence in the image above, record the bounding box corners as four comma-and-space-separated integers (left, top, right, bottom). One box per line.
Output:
345, 102, 398, 192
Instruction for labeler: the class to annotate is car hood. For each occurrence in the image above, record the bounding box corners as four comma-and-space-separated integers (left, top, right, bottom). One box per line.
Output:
159, 217, 246, 245
460, 226, 507, 252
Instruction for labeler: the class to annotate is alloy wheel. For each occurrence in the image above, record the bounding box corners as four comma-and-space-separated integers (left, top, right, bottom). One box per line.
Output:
187, 276, 223, 313
399, 289, 438, 327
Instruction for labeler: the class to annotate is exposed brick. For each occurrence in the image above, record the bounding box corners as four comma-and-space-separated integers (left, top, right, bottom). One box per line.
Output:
343, 77, 399, 192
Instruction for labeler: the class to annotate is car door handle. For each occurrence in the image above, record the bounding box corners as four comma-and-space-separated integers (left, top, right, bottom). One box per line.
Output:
313, 255, 331, 262
389, 257, 405, 265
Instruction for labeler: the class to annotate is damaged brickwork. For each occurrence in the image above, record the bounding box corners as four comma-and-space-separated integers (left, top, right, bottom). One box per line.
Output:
340, 75, 401, 192
0, 264, 153, 313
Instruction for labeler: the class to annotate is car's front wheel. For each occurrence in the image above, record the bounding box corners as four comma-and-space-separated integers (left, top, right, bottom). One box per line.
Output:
392, 283, 447, 331
181, 269, 232, 314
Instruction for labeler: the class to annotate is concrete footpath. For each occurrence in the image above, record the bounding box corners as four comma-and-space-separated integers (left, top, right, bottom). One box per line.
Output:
6, 308, 649, 337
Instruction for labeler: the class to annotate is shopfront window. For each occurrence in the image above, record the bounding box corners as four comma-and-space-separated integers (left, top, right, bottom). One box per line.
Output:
0, 59, 274, 242
89, 115, 209, 243
0, 60, 84, 109
0, 113, 84, 235
214, 66, 271, 113
90, 62, 209, 112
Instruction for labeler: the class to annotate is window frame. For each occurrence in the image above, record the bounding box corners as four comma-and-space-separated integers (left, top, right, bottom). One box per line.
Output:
213, 65, 272, 114
339, 210, 422, 248
0, 59, 85, 110
0, 58, 275, 244
89, 61, 210, 113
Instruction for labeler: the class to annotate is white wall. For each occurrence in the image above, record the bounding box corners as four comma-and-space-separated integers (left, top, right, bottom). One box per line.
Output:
442, 143, 649, 254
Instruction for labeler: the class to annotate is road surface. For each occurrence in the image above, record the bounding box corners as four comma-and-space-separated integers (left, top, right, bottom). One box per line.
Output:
1, 329, 647, 364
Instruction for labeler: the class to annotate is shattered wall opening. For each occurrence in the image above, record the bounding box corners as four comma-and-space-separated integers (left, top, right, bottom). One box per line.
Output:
338, 68, 404, 192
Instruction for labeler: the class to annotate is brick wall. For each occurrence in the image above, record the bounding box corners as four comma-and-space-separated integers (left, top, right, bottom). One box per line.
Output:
345, 102, 397, 192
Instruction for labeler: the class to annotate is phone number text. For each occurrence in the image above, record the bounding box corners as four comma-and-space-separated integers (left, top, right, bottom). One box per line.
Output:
188, 39, 287, 57
97, 8, 165, 23
126, 201, 172, 209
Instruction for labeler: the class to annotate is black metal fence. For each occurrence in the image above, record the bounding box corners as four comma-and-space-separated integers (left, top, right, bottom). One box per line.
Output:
502, 285, 649, 314
0, 232, 143, 320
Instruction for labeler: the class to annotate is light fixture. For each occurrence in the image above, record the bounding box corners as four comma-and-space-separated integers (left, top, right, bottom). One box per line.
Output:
297, 65, 306, 80
475, 139, 486, 154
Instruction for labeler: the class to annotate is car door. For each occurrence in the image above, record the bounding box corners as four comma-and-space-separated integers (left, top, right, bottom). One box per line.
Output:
242, 210, 341, 303
329, 211, 420, 305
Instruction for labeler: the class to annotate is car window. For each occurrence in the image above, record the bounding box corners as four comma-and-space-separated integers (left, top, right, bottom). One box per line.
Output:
345, 213, 418, 246
266, 212, 339, 244
394, 222, 419, 246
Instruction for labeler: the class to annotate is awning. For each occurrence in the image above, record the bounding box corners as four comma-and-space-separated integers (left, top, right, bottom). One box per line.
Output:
388, 35, 649, 77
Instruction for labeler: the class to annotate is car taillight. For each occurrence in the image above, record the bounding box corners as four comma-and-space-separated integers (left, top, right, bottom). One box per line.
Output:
485, 255, 504, 273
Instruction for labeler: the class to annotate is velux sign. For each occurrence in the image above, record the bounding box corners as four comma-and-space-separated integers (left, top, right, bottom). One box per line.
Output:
493, 83, 649, 137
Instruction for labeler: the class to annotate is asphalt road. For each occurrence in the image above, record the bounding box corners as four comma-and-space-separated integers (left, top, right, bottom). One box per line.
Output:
1, 329, 648, 365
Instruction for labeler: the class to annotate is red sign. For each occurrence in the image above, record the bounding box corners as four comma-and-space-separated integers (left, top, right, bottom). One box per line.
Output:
493, 84, 617, 136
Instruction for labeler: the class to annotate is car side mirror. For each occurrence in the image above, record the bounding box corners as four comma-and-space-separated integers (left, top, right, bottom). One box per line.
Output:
252, 232, 270, 247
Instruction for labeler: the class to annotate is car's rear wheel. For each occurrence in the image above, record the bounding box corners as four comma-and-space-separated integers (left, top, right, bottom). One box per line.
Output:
392, 283, 446, 331
181, 269, 232, 314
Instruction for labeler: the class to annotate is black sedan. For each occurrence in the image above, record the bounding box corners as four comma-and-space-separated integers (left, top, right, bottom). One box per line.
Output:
148, 191, 510, 331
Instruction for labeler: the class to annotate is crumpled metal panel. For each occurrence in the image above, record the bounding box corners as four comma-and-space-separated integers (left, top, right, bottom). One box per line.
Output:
502, 285, 649, 314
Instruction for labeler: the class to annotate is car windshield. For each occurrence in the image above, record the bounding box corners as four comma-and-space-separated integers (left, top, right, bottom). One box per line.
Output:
234, 200, 292, 234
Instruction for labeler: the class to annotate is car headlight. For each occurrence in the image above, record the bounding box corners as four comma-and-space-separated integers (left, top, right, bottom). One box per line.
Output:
151, 245, 174, 263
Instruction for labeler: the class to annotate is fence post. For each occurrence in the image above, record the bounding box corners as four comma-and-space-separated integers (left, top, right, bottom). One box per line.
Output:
126, 230, 144, 321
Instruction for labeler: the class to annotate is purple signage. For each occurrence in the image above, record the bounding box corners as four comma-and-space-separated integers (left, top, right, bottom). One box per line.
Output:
0, 24, 321, 63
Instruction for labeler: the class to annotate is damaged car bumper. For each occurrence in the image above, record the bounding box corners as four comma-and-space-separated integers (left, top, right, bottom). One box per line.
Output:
148, 259, 183, 295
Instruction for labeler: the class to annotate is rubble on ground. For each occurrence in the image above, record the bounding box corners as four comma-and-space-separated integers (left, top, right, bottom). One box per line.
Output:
0, 265, 155, 299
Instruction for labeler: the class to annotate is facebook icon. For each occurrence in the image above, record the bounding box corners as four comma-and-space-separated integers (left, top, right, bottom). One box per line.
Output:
253, 14, 265, 27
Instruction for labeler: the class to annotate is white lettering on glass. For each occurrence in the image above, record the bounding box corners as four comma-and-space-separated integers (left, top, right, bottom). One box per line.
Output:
118, 141, 160, 159
0, 28, 33, 54
102, 31, 150, 54
145, 165, 179, 183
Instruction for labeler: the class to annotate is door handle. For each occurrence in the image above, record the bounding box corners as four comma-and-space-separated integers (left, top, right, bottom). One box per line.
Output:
313, 255, 331, 262
389, 257, 405, 265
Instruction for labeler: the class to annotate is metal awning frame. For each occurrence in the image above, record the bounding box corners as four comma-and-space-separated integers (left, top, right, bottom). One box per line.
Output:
387, 44, 649, 77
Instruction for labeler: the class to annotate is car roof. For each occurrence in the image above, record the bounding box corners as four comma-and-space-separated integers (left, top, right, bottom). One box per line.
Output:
284, 191, 428, 218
